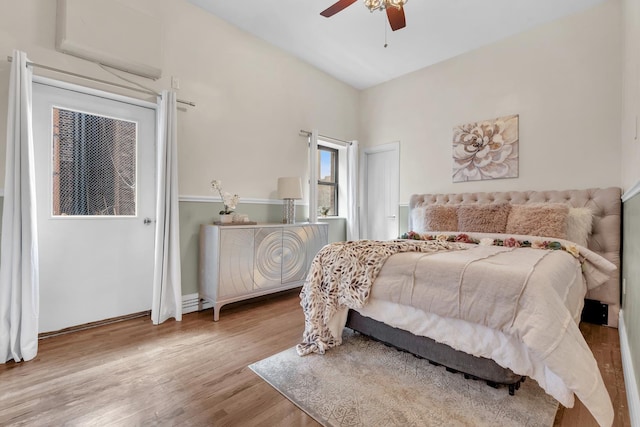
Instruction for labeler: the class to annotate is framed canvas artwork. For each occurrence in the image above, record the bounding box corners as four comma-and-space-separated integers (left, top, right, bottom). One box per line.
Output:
452, 114, 519, 182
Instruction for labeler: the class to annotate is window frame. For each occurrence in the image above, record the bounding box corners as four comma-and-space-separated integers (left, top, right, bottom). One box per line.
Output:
317, 145, 339, 217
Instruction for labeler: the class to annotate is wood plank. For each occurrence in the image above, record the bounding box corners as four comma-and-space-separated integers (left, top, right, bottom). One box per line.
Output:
0, 291, 629, 426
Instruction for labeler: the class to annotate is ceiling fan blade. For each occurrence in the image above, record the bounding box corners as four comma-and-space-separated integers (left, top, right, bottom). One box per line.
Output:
386, 6, 406, 31
320, 0, 357, 17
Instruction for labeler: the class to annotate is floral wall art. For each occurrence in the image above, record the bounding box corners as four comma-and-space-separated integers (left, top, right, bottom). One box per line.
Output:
452, 114, 519, 182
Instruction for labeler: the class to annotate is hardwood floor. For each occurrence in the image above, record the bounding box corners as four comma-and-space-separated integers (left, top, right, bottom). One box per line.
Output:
0, 291, 630, 426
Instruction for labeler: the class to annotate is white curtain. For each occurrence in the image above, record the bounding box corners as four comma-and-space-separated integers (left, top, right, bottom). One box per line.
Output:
308, 129, 319, 223
0, 50, 40, 363
151, 90, 182, 324
346, 140, 359, 240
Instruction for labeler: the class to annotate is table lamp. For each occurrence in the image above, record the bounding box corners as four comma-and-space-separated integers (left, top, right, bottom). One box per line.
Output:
277, 177, 303, 224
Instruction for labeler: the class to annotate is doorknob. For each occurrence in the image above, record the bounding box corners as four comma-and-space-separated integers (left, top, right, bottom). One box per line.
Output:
144, 217, 153, 225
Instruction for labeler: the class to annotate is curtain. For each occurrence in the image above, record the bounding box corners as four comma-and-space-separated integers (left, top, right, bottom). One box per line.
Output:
308, 129, 319, 223
346, 140, 359, 240
151, 90, 182, 324
0, 50, 40, 363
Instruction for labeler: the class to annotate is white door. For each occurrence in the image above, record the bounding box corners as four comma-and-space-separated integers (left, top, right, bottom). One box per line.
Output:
361, 142, 400, 240
32, 79, 156, 333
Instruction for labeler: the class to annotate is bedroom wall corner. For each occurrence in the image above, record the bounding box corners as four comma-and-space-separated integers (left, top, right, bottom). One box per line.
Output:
620, 0, 640, 419
359, 0, 622, 202
622, 187, 640, 422
621, 0, 640, 192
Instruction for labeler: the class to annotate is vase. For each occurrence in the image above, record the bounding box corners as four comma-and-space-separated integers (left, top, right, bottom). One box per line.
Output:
219, 214, 233, 224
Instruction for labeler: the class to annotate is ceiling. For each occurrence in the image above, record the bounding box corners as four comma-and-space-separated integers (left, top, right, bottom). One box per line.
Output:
188, 0, 607, 90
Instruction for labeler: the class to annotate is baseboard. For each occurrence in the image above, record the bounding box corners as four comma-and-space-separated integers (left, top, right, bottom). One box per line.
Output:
39, 310, 150, 339
619, 310, 640, 426
182, 292, 212, 314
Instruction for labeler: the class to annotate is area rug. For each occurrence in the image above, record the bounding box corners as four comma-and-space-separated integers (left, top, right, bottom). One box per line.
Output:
249, 330, 559, 427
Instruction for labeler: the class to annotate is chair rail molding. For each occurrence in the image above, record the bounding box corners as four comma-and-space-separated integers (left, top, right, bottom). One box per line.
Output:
179, 195, 306, 205
622, 180, 640, 202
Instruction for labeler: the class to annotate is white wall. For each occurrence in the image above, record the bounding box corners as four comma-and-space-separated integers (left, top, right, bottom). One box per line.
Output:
359, 0, 622, 202
0, 0, 360, 200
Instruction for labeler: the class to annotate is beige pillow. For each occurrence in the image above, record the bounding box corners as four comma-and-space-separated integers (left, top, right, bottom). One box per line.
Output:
410, 206, 427, 233
457, 204, 511, 234
566, 207, 593, 247
424, 205, 458, 232
506, 203, 569, 239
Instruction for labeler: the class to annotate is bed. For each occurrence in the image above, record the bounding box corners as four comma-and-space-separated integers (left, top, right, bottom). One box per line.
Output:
296, 187, 620, 427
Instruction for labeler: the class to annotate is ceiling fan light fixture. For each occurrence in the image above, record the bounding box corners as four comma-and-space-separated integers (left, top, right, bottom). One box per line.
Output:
364, 0, 382, 11
321, 0, 407, 31
387, 0, 407, 10
364, 0, 407, 12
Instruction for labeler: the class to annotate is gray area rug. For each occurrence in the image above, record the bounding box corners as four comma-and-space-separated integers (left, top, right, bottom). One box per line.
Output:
249, 330, 559, 427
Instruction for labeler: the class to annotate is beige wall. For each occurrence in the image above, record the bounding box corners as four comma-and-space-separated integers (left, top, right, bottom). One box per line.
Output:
359, 0, 622, 202
0, 0, 360, 199
0, 0, 358, 297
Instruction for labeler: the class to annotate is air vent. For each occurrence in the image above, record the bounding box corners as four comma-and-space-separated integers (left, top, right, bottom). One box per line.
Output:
56, 0, 163, 79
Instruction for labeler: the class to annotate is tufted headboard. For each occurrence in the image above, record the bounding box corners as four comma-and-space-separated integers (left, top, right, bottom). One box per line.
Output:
409, 187, 622, 327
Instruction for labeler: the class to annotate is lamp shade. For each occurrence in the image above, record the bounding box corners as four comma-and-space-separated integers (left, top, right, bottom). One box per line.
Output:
277, 177, 303, 199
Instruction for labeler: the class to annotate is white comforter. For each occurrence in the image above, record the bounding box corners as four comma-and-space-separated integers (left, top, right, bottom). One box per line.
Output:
322, 233, 616, 427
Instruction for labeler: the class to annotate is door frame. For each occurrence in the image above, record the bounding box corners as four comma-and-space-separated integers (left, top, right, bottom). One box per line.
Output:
32, 75, 158, 332
33, 76, 158, 110
360, 141, 400, 240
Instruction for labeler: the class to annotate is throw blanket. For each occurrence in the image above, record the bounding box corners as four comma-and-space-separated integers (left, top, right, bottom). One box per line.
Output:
296, 239, 462, 356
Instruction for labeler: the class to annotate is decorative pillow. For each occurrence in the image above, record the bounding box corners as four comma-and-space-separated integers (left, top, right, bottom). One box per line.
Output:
410, 206, 427, 233
457, 203, 511, 234
424, 205, 458, 232
566, 207, 593, 247
505, 203, 569, 239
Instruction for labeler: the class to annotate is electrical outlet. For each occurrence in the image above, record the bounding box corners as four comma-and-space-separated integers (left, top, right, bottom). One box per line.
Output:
171, 76, 180, 90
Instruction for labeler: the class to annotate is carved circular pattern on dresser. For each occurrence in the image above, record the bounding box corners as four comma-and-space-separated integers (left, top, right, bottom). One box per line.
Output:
255, 229, 306, 285
281, 230, 306, 283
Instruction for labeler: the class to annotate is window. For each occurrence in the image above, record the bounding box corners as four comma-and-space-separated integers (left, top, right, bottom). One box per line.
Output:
317, 145, 338, 216
52, 107, 137, 216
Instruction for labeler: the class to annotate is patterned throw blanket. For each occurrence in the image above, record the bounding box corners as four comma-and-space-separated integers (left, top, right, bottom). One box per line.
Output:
296, 239, 462, 356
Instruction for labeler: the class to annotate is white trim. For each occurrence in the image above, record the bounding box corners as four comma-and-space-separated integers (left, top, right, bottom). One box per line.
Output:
33, 75, 158, 110
622, 180, 640, 202
0, 192, 308, 206
309, 130, 319, 223
620, 310, 640, 426
182, 292, 212, 314
178, 195, 306, 205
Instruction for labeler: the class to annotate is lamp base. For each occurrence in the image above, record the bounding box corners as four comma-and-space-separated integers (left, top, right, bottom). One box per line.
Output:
283, 199, 296, 224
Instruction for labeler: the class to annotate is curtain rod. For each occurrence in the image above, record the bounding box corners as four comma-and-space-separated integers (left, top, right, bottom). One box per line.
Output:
6, 56, 195, 107
299, 130, 352, 146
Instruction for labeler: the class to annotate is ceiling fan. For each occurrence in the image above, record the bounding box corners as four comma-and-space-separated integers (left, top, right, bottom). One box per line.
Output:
320, 0, 408, 31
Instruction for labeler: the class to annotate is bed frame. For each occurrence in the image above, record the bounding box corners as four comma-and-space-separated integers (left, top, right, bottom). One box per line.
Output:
346, 187, 621, 392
